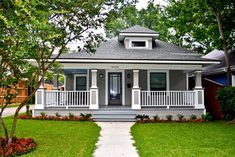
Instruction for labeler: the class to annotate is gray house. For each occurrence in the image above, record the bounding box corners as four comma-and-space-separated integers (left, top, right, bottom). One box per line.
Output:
34, 25, 219, 121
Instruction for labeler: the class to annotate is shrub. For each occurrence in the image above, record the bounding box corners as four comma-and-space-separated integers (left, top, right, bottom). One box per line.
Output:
177, 114, 184, 121
190, 114, 197, 120
166, 115, 172, 121
135, 114, 150, 121
55, 112, 61, 118
80, 113, 92, 120
0, 137, 37, 157
68, 113, 75, 119
40, 112, 46, 117
217, 87, 235, 120
201, 112, 213, 122
153, 114, 159, 121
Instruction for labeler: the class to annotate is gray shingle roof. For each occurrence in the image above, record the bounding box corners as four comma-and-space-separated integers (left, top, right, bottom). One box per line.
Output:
58, 38, 216, 62
119, 25, 158, 34
202, 49, 235, 75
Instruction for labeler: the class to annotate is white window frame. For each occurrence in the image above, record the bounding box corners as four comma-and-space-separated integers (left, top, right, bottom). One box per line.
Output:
147, 70, 169, 91
73, 73, 89, 91
105, 69, 125, 106
129, 39, 148, 49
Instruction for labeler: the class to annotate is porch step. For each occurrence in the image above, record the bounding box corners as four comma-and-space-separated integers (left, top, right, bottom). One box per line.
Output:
93, 111, 136, 122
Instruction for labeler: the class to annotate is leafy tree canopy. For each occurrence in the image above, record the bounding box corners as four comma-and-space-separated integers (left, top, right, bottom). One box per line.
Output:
0, 0, 135, 142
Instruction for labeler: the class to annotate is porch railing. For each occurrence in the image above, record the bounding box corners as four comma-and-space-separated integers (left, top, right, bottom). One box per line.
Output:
140, 91, 195, 107
45, 91, 90, 108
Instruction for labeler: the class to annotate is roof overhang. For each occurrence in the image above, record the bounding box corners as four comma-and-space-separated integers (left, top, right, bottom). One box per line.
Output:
203, 65, 235, 75
28, 59, 220, 65
118, 33, 159, 42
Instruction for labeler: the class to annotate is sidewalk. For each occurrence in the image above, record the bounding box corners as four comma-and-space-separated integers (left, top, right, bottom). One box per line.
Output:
2, 105, 33, 117
93, 122, 139, 157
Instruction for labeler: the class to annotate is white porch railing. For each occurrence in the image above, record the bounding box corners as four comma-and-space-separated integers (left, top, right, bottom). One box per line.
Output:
140, 91, 195, 107
45, 91, 90, 108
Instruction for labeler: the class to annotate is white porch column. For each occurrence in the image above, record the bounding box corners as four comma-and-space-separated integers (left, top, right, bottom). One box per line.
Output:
194, 71, 205, 110
90, 69, 99, 109
132, 70, 141, 109
194, 70, 202, 88
35, 75, 46, 110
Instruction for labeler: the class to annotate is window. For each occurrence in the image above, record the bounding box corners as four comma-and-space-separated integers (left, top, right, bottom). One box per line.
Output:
131, 41, 146, 48
150, 72, 167, 91
75, 75, 87, 91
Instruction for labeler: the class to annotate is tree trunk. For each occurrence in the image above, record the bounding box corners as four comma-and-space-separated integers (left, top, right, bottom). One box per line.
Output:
0, 117, 8, 139
214, 9, 232, 86
9, 78, 43, 141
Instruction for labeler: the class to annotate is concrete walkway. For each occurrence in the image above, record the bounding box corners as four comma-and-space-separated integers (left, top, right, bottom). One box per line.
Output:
2, 106, 30, 117
93, 122, 139, 157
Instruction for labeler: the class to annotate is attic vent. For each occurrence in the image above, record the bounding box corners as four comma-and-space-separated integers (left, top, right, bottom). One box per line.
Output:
131, 41, 146, 48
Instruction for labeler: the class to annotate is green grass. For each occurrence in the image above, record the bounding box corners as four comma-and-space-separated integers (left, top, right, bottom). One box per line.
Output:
1, 118, 100, 157
131, 122, 235, 157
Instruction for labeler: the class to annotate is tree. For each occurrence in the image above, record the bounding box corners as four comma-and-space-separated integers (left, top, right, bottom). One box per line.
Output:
166, 0, 235, 86
105, 0, 235, 86
104, 2, 169, 41
0, 0, 134, 144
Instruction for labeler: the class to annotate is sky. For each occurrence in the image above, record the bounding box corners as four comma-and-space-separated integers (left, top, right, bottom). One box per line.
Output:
136, 0, 168, 10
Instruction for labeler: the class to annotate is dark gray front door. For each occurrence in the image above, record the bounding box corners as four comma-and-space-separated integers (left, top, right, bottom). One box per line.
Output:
108, 73, 122, 105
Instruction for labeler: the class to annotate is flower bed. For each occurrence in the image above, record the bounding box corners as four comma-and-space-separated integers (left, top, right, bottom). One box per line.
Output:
19, 115, 93, 121
137, 118, 206, 123
0, 137, 37, 157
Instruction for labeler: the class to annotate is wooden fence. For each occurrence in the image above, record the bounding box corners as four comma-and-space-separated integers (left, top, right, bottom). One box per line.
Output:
203, 78, 224, 120
0, 81, 28, 104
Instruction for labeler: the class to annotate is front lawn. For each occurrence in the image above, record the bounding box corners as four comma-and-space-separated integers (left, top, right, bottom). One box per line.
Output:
1, 118, 100, 157
131, 122, 235, 157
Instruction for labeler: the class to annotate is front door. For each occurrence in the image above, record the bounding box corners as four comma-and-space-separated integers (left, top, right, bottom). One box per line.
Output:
108, 73, 122, 105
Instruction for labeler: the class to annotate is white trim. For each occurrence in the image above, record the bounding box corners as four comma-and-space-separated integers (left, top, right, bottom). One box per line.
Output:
147, 70, 170, 91
62, 63, 203, 70
232, 74, 235, 87
129, 39, 148, 49
105, 69, 125, 106
64, 74, 66, 90
119, 33, 158, 37
27, 59, 220, 65
186, 73, 189, 90
73, 73, 89, 91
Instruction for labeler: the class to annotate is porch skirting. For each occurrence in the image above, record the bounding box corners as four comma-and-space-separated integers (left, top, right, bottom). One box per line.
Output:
33, 107, 205, 121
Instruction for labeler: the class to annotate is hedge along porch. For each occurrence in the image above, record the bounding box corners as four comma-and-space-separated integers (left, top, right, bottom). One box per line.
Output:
33, 25, 219, 120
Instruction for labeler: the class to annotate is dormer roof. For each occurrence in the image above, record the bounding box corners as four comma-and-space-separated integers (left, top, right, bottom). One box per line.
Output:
118, 25, 159, 41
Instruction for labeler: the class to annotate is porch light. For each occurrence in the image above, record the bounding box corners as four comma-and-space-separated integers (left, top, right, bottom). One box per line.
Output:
99, 73, 103, 78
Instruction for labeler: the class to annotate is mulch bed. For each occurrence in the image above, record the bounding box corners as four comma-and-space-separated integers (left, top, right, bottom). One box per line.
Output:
137, 119, 206, 123
19, 115, 93, 121
0, 137, 37, 157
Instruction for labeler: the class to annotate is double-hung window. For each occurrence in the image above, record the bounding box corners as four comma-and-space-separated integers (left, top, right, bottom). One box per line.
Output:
150, 72, 167, 91
75, 75, 87, 91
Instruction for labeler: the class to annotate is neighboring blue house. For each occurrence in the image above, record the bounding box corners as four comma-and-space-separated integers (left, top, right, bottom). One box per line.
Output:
202, 49, 235, 86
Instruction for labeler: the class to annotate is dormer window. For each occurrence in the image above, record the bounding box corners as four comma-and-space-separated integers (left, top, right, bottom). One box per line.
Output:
128, 39, 149, 49
131, 41, 146, 48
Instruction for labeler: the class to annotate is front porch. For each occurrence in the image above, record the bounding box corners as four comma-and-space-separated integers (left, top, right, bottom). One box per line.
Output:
34, 64, 205, 119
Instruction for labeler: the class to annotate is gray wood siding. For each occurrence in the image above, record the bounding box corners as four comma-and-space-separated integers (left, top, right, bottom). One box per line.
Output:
169, 70, 186, 90
65, 74, 74, 90
139, 70, 147, 90
98, 70, 105, 105
125, 70, 132, 105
